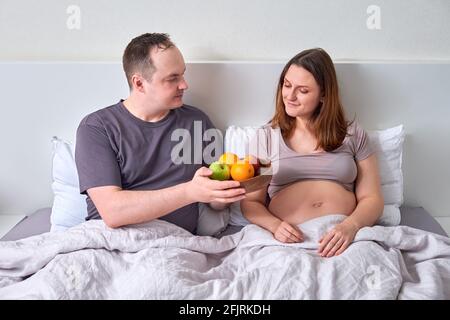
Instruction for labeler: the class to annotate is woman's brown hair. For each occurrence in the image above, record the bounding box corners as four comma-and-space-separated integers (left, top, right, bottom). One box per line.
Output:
270, 48, 353, 152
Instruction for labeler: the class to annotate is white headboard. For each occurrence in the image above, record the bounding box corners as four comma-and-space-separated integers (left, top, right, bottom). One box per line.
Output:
0, 62, 449, 218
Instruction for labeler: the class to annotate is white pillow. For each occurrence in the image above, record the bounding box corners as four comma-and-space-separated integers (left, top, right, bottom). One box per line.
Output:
49, 137, 229, 236
368, 125, 405, 207
225, 124, 405, 227
225, 125, 261, 158
50, 137, 87, 231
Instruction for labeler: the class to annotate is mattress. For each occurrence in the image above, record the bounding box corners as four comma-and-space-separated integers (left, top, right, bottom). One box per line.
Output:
1, 206, 448, 241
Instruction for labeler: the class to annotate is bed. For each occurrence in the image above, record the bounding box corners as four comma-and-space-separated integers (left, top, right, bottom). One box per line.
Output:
1, 62, 450, 299
1, 207, 450, 299
0, 205, 447, 242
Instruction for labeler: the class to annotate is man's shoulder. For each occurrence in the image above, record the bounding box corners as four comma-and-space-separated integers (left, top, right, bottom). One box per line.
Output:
177, 104, 209, 118
175, 105, 215, 129
79, 101, 121, 127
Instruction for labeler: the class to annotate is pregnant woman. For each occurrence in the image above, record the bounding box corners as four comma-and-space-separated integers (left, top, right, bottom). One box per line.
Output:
241, 48, 384, 257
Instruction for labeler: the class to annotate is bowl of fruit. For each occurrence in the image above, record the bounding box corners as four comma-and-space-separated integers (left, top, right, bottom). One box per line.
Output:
209, 152, 272, 193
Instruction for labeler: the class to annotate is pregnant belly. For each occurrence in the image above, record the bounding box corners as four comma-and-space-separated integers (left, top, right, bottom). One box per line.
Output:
268, 180, 357, 225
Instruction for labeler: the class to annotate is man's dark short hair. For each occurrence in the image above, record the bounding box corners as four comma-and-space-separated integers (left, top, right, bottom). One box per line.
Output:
122, 33, 175, 89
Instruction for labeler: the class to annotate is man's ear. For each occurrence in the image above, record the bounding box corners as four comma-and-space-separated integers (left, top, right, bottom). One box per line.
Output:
131, 74, 145, 93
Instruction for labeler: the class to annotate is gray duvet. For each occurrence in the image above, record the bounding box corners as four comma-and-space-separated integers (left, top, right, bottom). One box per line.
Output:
0, 214, 449, 299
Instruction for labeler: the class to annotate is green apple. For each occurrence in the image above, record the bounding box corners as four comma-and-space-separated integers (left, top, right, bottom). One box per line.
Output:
209, 161, 231, 181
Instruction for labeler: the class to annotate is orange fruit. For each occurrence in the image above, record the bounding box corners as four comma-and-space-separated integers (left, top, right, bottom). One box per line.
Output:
242, 155, 257, 164
230, 161, 255, 182
218, 152, 239, 166
243, 155, 260, 172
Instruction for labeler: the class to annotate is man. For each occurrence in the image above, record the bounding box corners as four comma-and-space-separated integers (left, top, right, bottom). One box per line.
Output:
75, 33, 246, 234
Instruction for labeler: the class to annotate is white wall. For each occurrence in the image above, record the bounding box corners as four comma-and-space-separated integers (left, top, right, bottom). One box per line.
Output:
0, 62, 449, 219
0, 0, 449, 62
0, 2, 449, 219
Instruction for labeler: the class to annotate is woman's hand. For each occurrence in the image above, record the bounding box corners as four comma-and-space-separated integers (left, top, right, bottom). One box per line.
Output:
318, 219, 359, 257
272, 221, 304, 243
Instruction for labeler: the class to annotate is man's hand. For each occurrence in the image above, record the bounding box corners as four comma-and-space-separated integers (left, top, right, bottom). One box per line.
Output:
272, 220, 304, 243
318, 219, 359, 257
186, 167, 246, 204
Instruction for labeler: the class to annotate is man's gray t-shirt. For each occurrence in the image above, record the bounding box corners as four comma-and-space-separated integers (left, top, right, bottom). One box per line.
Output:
75, 100, 216, 234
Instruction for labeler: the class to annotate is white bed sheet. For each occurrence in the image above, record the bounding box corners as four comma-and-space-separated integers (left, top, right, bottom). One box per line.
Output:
1, 214, 450, 299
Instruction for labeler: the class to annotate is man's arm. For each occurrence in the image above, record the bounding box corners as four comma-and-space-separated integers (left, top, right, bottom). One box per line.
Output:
89, 167, 246, 228
88, 184, 190, 228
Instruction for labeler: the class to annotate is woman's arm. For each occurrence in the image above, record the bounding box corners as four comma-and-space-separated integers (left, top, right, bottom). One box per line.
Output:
319, 154, 384, 257
241, 188, 280, 233
241, 187, 303, 243
346, 153, 384, 229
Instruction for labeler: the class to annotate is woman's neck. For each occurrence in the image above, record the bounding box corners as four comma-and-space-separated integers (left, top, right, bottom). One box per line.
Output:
294, 116, 314, 135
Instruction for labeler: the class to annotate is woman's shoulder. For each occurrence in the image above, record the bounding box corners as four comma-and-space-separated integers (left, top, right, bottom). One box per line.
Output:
260, 122, 274, 130
260, 122, 281, 134
345, 120, 368, 138
340, 120, 362, 147
342, 120, 373, 156
248, 122, 281, 156
257, 122, 282, 142
346, 120, 360, 132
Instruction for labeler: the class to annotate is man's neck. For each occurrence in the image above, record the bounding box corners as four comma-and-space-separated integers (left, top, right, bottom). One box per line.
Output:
123, 97, 170, 122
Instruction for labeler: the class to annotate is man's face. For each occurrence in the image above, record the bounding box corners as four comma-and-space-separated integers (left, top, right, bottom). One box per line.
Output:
143, 46, 188, 109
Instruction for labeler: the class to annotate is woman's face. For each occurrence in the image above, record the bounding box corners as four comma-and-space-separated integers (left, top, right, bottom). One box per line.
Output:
282, 64, 322, 119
